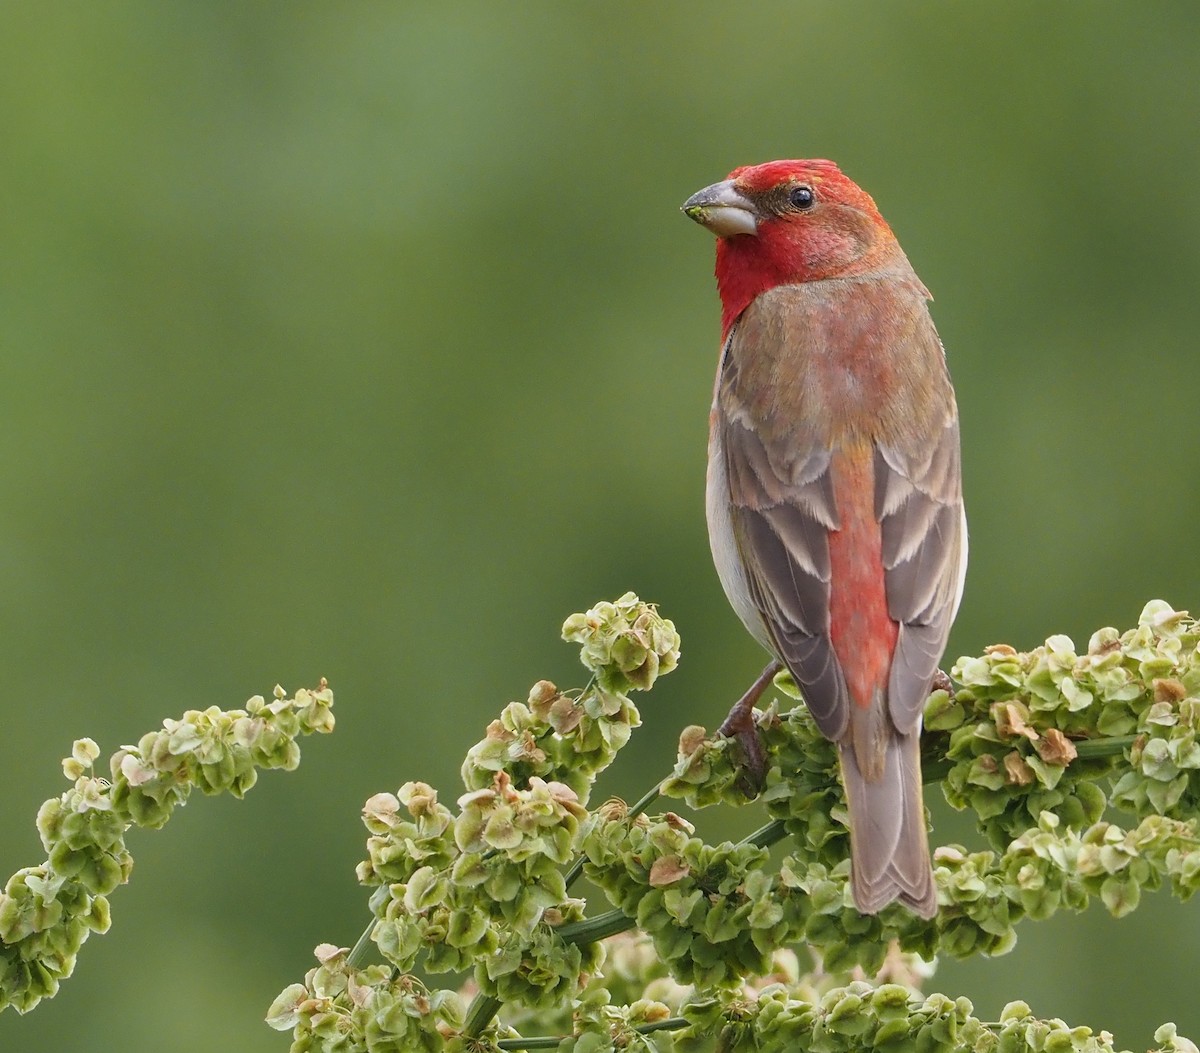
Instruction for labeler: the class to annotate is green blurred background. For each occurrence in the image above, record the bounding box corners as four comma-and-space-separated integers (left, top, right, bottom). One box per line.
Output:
2, 3, 1198, 1049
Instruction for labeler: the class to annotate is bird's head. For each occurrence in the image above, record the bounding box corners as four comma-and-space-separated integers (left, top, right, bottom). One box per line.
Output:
683, 159, 906, 337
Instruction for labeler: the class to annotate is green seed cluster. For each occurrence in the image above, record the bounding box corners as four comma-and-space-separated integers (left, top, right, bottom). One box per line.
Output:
112, 685, 335, 827
460, 679, 638, 805
561, 591, 680, 696
656, 706, 910, 976
0, 684, 334, 1014
460, 593, 679, 804
934, 600, 1200, 846
678, 984, 976, 1053
580, 801, 921, 984
673, 986, 1200, 1053
662, 694, 851, 872
359, 775, 599, 1008
266, 944, 464, 1053
284, 596, 682, 1049
581, 807, 799, 987
270, 598, 1199, 1052
552, 984, 675, 1053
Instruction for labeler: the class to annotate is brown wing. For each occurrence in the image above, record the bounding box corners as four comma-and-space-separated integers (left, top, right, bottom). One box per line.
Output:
876, 412, 965, 734
719, 393, 853, 743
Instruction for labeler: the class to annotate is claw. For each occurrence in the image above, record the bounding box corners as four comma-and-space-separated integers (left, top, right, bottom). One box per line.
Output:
717, 660, 783, 795
930, 669, 953, 695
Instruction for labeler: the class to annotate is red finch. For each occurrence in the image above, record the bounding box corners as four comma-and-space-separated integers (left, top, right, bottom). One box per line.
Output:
683, 159, 966, 918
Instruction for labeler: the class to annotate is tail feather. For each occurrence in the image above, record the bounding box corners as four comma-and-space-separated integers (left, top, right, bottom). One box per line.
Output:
838, 726, 936, 918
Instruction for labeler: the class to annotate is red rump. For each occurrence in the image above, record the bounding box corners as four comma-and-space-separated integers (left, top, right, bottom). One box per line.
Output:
827, 446, 898, 709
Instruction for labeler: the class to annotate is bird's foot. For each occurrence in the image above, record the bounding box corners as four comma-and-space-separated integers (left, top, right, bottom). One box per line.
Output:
717, 659, 783, 796
931, 669, 954, 695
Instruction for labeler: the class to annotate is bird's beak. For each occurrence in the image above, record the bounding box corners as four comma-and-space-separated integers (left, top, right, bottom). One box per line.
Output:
682, 179, 758, 237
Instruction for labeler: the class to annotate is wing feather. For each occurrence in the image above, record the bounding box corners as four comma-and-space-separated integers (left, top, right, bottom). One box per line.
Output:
877, 418, 965, 733
721, 415, 850, 740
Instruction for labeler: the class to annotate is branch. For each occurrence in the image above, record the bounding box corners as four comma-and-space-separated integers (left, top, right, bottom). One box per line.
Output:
0, 682, 334, 1014
268, 595, 1200, 1052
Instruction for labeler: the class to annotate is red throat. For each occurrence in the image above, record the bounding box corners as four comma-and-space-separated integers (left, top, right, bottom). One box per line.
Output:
715, 236, 798, 340
714, 220, 898, 341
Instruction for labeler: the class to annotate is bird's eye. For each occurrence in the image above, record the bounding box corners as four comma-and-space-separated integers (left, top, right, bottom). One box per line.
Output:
789, 185, 815, 210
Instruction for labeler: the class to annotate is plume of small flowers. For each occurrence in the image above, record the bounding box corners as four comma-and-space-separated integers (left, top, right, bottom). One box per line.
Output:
560, 591, 680, 696
672, 984, 1200, 1053
939, 600, 1200, 846
637, 601, 1200, 979
460, 594, 680, 805
0, 683, 334, 1014
272, 598, 1200, 1052
339, 595, 682, 1039
265, 944, 466, 1053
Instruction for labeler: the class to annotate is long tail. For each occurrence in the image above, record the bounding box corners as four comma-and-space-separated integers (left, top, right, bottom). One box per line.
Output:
838, 726, 936, 918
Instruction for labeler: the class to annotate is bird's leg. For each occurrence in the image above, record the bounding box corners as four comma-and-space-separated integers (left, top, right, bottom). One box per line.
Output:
717, 659, 783, 794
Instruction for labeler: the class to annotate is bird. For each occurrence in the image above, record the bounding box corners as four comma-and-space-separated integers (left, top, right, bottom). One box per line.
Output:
682, 159, 966, 918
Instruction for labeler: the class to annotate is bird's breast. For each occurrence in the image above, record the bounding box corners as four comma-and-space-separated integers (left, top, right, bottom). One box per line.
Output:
729, 277, 948, 450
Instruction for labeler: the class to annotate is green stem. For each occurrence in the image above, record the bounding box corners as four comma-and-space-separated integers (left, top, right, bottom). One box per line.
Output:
1075, 735, 1137, 759
560, 907, 637, 945
464, 994, 505, 1039
741, 819, 788, 849
497, 1017, 689, 1050
638, 1016, 690, 1034
627, 779, 667, 820
347, 919, 375, 968
497, 1038, 561, 1051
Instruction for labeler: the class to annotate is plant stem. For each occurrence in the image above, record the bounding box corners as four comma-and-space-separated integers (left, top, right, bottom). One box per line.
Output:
1075, 735, 1137, 759
497, 1038, 561, 1051
560, 907, 637, 945
464, 994, 505, 1038
347, 919, 375, 968
497, 1017, 689, 1050
627, 779, 667, 820
741, 819, 788, 849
